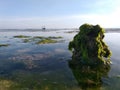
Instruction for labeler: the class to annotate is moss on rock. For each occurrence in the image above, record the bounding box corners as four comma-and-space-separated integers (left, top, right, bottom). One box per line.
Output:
69, 23, 112, 65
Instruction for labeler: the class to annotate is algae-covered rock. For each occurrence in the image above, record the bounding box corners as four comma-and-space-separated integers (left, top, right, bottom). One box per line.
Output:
69, 23, 112, 65
68, 24, 112, 88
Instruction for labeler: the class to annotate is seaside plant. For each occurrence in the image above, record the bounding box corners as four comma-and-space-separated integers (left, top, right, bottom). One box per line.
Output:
69, 23, 112, 66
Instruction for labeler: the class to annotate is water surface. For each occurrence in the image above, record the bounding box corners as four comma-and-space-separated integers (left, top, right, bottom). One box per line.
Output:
0, 29, 120, 90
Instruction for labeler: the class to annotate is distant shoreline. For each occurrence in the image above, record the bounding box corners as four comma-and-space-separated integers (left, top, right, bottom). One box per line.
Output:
0, 28, 77, 30
0, 28, 120, 33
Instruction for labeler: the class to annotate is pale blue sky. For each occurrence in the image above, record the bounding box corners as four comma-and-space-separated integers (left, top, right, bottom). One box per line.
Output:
0, 0, 120, 29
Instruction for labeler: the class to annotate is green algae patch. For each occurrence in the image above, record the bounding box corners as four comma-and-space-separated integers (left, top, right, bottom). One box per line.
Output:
36, 38, 57, 44
47, 36, 63, 39
33, 36, 46, 39
0, 44, 10, 47
33, 36, 62, 40
23, 39, 31, 43
65, 31, 79, 33
14, 35, 31, 38
13, 35, 63, 44
0, 80, 16, 90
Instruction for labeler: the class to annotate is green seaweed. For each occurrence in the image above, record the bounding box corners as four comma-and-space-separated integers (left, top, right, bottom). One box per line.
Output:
36, 38, 57, 44
14, 35, 31, 38
32, 36, 62, 40
0, 44, 10, 47
33, 36, 46, 39
14, 35, 63, 44
65, 31, 78, 33
23, 39, 31, 43
47, 36, 63, 39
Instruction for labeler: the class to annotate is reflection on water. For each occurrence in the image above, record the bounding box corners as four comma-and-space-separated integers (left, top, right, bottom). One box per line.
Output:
0, 30, 120, 89
69, 58, 111, 90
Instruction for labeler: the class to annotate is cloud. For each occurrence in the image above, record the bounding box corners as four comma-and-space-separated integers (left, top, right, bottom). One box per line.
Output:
72, 8, 120, 28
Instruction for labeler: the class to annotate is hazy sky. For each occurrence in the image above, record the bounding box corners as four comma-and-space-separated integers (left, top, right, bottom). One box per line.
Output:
0, 0, 120, 29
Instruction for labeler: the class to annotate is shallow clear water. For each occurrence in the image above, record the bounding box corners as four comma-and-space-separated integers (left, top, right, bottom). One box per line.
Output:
0, 29, 120, 90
